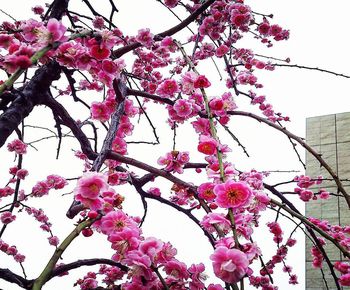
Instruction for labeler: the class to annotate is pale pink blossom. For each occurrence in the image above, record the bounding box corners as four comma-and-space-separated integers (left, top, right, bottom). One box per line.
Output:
100, 210, 138, 235
46, 175, 67, 189
136, 28, 154, 48
75, 172, 108, 200
201, 213, 231, 234
164, 259, 189, 279
210, 246, 249, 283
180, 71, 197, 94
139, 237, 164, 263
173, 99, 193, 118
108, 228, 140, 261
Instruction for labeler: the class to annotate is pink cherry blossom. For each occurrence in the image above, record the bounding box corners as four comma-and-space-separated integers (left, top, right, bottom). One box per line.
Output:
1, 212, 16, 224
108, 228, 140, 261
16, 169, 29, 180
7, 139, 27, 154
164, 0, 179, 8
192, 118, 211, 135
208, 284, 225, 290
136, 28, 154, 48
91, 102, 111, 122
156, 78, 180, 98
111, 137, 127, 155
139, 237, 164, 264
32, 181, 50, 197
201, 213, 231, 234
197, 135, 218, 155
48, 236, 59, 246
339, 273, 350, 286
180, 71, 198, 94
92, 16, 105, 29
194, 75, 211, 89
173, 99, 193, 118
214, 180, 252, 209
188, 263, 207, 289
164, 259, 189, 279
45, 18, 67, 43
75, 172, 108, 200
156, 242, 177, 264
46, 174, 67, 189
198, 182, 216, 201
100, 210, 138, 235
157, 151, 189, 174
90, 44, 110, 60
147, 187, 161, 196
32, 5, 44, 15
215, 44, 230, 57
123, 249, 152, 269
14, 253, 25, 263
210, 246, 249, 283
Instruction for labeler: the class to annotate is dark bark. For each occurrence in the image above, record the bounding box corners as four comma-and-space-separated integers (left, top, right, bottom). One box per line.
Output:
48, 0, 70, 20
0, 268, 30, 289
0, 62, 61, 148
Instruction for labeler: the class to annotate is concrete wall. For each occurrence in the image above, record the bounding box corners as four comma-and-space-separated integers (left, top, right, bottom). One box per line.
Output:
305, 112, 350, 290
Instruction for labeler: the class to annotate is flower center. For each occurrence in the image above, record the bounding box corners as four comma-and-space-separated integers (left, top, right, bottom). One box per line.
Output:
227, 189, 240, 202
115, 220, 125, 229
88, 184, 99, 193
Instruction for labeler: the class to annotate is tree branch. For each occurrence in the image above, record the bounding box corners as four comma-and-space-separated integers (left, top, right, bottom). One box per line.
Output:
0, 268, 30, 289
0, 62, 61, 148
229, 110, 350, 208
112, 0, 215, 58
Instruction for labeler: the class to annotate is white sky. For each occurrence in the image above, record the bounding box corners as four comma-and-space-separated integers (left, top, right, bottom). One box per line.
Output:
0, 1, 350, 289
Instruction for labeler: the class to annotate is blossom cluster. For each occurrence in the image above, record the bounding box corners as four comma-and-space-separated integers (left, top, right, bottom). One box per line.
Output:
0, 0, 342, 289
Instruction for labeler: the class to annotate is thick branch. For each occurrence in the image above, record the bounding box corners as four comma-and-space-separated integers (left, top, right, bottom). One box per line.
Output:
91, 80, 126, 171
0, 268, 30, 289
48, 0, 70, 20
32, 219, 94, 290
51, 258, 128, 278
0, 62, 61, 148
107, 151, 195, 190
44, 96, 97, 160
